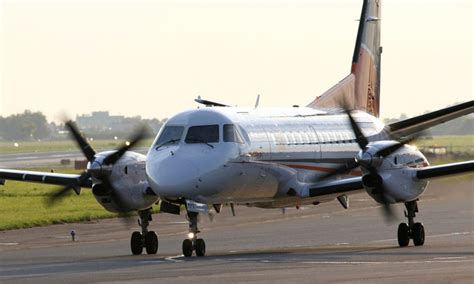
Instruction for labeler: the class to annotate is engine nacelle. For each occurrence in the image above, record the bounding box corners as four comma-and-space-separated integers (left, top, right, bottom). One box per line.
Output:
90, 151, 160, 213
92, 183, 124, 213
361, 143, 430, 204
367, 169, 428, 204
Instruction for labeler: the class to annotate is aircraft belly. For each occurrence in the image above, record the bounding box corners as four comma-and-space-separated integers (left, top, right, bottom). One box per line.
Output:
195, 163, 280, 203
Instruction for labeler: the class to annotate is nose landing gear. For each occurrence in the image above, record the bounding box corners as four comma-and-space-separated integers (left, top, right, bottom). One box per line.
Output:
397, 200, 425, 247
130, 208, 159, 255
182, 212, 206, 257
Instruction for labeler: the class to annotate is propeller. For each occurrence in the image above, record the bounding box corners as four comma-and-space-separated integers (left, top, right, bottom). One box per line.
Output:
47, 121, 148, 212
318, 108, 417, 222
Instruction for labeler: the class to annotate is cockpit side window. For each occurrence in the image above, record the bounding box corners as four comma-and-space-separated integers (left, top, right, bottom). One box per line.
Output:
154, 126, 184, 148
185, 125, 219, 144
224, 124, 244, 144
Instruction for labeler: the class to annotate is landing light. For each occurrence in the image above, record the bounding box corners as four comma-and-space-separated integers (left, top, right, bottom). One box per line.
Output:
125, 141, 130, 146
187, 232, 195, 239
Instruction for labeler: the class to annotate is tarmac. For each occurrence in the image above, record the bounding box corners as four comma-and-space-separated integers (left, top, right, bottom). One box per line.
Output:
0, 179, 473, 283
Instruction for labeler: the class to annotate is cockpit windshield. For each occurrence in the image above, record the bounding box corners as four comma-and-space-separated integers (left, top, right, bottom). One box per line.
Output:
224, 124, 244, 144
154, 126, 184, 149
185, 125, 219, 144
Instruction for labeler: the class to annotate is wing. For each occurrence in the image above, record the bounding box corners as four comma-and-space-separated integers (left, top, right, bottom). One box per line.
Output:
387, 100, 474, 138
307, 177, 363, 197
0, 169, 93, 188
415, 161, 474, 180
306, 161, 474, 198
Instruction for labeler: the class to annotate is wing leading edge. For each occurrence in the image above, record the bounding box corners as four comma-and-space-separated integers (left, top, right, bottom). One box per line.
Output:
416, 161, 474, 180
0, 169, 92, 188
387, 100, 474, 138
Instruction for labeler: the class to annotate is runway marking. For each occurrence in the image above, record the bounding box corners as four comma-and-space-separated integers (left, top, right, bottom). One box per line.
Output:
14, 156, 38, 160
369, 231, 473, 244
433, 257, 467, 260
300, 259, 474, 265
0, 243, 18, 246
165, 255, 184, 263
428, 231, 472, 238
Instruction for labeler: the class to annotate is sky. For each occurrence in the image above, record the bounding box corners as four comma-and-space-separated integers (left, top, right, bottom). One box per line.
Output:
1, 0, 472, 122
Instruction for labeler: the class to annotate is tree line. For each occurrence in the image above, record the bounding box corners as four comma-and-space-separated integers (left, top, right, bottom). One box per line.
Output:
0, 110, 165, 141
0, 110, 472, 142
0, 110, 51, 140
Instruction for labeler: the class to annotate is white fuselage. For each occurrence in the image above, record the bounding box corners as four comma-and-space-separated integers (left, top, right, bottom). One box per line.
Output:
146, 106, 425, 208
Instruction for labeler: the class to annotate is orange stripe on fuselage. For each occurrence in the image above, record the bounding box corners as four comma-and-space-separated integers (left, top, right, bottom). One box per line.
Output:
284, 164, 362, 176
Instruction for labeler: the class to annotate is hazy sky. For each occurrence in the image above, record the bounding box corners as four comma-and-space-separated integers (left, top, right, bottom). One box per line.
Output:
1, 0, 472, 122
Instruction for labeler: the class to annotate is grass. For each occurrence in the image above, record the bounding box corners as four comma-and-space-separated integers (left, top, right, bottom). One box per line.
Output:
0, 182, 118, 231
0, 139, 154, 154
0, 168, 160, 231
414, 135, 474, 154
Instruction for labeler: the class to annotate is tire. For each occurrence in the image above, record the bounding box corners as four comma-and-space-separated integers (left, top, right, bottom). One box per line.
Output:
397, 223, 410, 247
145, 231, 159, 254
182, 239, 193, 257
412, 222, 425, 246
131, 231, 143, 255
195, 238, 206, 257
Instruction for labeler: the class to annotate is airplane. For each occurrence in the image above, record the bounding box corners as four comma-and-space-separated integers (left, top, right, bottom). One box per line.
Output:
1, 0, 473, 258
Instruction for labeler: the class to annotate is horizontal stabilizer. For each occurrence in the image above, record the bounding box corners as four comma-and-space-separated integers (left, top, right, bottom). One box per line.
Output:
195, 96, 229, 107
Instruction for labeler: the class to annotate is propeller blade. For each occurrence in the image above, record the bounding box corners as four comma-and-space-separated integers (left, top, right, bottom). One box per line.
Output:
65, 120, 96, 161
47, 171, 90, 205
103, 126, 148, 165
117, 211, 137, 227
375, 135, 419, 158
101, 175, 137, 227
380, 200, 396, 223
344, 109, 369, 150
318, 159, 360, 181
376, 184, 396, 223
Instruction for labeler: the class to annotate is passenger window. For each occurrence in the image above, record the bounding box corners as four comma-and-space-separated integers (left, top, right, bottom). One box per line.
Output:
154, 126, 184, 148
224, 124, 244, 143
185, 125, 219, 144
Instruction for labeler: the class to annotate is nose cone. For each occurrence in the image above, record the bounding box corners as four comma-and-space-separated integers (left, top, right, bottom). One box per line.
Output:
146, 152, 200, 198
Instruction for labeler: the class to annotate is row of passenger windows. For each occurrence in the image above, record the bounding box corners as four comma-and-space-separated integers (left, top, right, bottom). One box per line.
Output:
154, 124, 244, 148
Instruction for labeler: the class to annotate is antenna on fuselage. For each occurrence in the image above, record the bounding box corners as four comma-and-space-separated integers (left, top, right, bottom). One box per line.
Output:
254, 94, 260, 108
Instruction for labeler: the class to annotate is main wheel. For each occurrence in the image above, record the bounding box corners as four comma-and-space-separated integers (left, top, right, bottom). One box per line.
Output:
412, 222, 425, 246
145, 231, 159, 254
182, 239, 193, 257
397, 223, 410, 247
195, 238, 206, 257
131, 231, 143, 255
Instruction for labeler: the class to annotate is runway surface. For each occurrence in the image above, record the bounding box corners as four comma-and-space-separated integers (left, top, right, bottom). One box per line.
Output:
1, 179, 473, 283
0, 148, 148, 168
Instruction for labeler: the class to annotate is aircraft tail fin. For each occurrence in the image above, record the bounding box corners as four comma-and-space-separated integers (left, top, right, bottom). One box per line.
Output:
308, 0, 382, 117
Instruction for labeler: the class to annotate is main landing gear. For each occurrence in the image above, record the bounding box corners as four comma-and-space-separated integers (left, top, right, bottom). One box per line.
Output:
130, 208, 159, 255
182, 211, 206, 257
397, 200, 425, 247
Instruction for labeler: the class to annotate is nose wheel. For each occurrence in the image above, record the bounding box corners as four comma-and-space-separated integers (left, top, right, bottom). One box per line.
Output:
182, 211, 206, 257
130, 208, 159, 255
397, 200, 425, 247
182, 237, 206, 257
